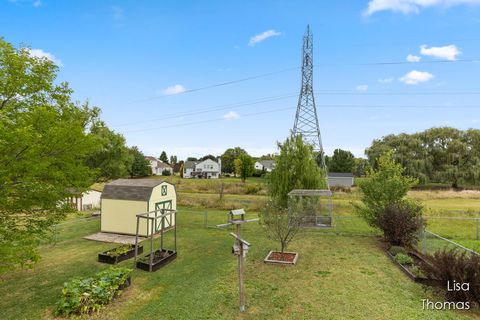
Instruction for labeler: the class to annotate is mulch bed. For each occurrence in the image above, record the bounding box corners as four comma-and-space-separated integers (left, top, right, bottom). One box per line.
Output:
264, 250, 299, 265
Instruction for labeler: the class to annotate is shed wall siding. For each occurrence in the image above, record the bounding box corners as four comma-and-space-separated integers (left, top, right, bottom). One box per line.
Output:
328, 177, 354, 187
101, 199, 148, 236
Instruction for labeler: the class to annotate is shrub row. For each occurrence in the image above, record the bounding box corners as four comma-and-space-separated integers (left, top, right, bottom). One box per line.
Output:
55, 267, 131, 316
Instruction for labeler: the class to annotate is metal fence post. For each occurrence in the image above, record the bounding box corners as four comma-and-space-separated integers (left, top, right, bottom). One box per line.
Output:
423, 226, 427, 255
204, 211, 208, 228
476, 218, 479, 240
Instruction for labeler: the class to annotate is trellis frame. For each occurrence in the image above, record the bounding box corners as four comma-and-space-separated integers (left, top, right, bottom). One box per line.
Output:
133, 208, 177, 272
288, 189, 333, 227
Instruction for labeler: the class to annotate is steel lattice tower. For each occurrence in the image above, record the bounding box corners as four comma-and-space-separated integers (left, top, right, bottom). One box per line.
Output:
293, 25, 325, 168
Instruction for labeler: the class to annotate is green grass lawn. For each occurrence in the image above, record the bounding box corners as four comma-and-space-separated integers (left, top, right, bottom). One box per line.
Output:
1, 208, 479, 319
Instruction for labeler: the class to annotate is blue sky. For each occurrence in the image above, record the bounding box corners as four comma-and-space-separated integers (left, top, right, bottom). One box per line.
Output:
1, 0, 480, 159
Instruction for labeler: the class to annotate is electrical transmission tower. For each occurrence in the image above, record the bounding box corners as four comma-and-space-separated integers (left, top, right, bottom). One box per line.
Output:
293, 25, 326, 168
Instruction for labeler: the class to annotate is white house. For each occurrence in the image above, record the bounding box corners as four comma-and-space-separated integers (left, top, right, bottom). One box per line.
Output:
145, 156, 173, 175
254, 160, 275, 172
183, 158, 221, 179
67, 189, 102, 211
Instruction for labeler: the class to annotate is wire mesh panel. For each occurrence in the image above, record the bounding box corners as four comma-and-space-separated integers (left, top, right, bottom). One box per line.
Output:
416, 229, 480, 257
288, 189, 333, 228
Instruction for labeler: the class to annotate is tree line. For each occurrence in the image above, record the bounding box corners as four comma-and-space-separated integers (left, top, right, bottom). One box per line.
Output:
366, 127, 480, 188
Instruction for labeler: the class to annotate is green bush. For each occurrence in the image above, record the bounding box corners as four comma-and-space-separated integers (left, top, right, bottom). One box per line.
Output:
55, 267, 131, 316
355, 151, 418, 228
389, 246, 407, 256
394, 253, 414, 265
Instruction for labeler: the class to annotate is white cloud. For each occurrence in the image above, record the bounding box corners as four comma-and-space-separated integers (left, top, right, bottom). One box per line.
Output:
420, 44, 461, 60
248, 30, 282, 46
27, 48, 62, 66
223, 111, 239, 121
407, 54, 421, 62
162, 84, 186, 96
356, 84, 369, 92
363, 0, 480, 16
33, 0, 41, 7
378, 77, 394, 84
399, 70, 434, 85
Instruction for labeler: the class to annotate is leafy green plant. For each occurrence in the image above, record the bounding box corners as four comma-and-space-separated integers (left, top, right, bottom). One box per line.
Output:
355, 151, 418, 228
394, 253, 414, 266
389, 246, 407, 256
54, 267, 131, 316
105, 245, 132, 258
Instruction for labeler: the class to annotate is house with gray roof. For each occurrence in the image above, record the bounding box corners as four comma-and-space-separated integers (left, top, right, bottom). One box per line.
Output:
254, 160, 276, 172
183, 158, 221, 179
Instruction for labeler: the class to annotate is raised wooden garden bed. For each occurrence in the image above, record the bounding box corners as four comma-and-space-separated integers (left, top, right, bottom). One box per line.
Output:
98, 245, 143, 264
136, 249, 177, 272
386, 250, 441, 287
264, 250, 299, 265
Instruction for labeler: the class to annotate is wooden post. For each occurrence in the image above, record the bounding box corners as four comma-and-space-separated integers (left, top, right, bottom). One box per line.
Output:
149, 218, 154, 272
237, 223, 245, 312
134, 216, 140, 267
174, 211, 177, 252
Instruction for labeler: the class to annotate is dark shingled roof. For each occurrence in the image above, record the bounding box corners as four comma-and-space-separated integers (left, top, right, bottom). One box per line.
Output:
101, 179, 165, 201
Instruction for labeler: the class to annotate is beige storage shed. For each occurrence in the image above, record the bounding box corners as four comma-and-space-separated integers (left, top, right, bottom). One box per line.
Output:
101, 179, 176, 236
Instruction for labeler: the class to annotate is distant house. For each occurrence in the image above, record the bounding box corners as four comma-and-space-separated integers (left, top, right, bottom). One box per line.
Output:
145, 156, 173, 175
327, 172, 354, 188
254, 160, 276, 172
67, 188, 102, 211
183, 158, 221, 179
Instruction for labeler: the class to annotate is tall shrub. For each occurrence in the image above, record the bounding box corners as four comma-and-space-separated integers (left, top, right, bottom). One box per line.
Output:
260, 133, 325, 252
355, 150, 418, 227
267, 133, 326, 208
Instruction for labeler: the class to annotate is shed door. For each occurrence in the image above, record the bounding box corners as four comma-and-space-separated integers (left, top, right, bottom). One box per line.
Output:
155, 200, 172, 231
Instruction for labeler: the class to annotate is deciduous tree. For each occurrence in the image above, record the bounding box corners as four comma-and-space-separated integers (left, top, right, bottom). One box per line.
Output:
0, 38, 97, 272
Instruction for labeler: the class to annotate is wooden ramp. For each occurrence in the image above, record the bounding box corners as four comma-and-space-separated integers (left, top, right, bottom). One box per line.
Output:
84, 232, 148, 244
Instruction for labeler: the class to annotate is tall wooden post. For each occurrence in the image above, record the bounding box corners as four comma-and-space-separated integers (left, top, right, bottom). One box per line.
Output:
237, 223, 245, 312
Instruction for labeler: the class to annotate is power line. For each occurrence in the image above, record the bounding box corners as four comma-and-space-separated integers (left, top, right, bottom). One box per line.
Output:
124, 106, 295, 133
112, 89, 480, 128
122, 58, 480, 104
112, 93, 298, 127
123, 103, 480, 134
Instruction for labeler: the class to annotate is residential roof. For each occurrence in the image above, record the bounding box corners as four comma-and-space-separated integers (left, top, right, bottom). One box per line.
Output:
145, 156, 159, 162
157, 162, 172, 169
259, 160, 275, 169
101, 179, 165, 201
184, 160, 198, 169
328, 172, 354, 178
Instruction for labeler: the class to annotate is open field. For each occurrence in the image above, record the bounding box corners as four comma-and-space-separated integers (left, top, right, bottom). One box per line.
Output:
93, 176, 480, 215
1, 208, 479, 320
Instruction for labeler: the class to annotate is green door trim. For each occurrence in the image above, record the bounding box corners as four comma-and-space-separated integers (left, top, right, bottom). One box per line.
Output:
154, 200, 173, 231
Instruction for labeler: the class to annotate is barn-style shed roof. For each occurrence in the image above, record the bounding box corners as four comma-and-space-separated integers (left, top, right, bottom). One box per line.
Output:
101, 179, 169, 201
